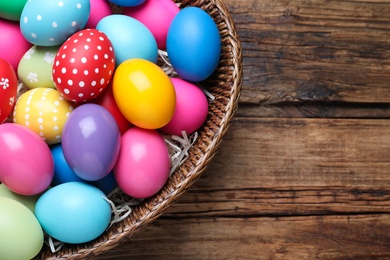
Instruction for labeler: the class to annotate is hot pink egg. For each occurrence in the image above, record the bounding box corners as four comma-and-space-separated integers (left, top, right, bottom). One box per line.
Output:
0, 19, 32, 71
160, 78, 209, 136
114, 127, 170, 199
0, 123, 54, 195
123, 0, 180, 49
85, 0, 113, 29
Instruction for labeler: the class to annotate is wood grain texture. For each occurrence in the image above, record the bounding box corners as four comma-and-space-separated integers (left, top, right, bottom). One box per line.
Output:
96, 118, 390, 259
93, 0, 390, 259
234, 0, 390, 118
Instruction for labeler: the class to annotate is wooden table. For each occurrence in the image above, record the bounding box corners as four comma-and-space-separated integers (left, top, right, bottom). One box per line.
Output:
97, 0, 390, 258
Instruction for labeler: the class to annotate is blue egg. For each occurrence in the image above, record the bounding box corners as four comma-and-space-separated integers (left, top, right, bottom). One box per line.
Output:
35, 182, 111, 244
20, 0, 90, 46
88, 171, 118, 195
167, 7, 221, 82
108, 0, 145, 7
96, 14, 158, 66
50, 143, 84, 186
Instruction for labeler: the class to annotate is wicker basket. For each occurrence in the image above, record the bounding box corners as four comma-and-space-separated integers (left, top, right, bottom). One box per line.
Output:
36, 0, 242, 258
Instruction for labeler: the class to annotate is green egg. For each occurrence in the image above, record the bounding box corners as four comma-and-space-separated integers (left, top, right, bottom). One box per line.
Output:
0, 183, 40, 212
0, 197, 44, 260
18, 45, 60, 89
0, 0, 28, 21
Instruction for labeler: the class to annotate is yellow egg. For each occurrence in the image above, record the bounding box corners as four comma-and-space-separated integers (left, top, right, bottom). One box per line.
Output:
112, 58, 176, 129
13, 88, 74, 144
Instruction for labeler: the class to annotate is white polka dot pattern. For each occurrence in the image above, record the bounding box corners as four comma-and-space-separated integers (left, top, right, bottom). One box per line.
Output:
20, 0, 90, 46
53, 29, 115, 103
13, 88, 74, 145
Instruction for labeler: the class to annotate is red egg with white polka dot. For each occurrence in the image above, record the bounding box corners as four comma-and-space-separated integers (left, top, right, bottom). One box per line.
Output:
52, 29, 115, 103
0, 58, 17, 123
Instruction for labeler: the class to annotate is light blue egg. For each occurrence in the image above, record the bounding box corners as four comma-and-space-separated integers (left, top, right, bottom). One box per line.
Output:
20, 0, 90, 46
167, 7, 221, 82
96, 14, 158, 66
35, 182, 111, 244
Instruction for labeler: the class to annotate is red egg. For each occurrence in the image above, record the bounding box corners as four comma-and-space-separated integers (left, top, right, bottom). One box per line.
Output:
0, 59, 17, 123
92, 81, 132, 135
52, 29, 115, 103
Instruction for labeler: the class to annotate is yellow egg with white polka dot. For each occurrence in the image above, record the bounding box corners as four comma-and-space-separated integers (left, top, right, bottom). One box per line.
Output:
13, 88, 74, 145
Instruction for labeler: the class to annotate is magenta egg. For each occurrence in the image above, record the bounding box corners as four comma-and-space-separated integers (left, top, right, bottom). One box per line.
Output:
160, 78, 209, 136
123, 0, 179, 49
114, 127, 170, 199
0, 123, 54, 195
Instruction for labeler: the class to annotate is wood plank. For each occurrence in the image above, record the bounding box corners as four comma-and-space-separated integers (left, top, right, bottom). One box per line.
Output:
229, 0, 390, 117
165, 187, 390, 218
193, 117, 390, 190
96, 215, 390, 259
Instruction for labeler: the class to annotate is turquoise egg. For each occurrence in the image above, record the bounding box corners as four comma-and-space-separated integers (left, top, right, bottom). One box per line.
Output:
20, 0, 90, 46
96, 14, 158, 66
35, 182, 111, 244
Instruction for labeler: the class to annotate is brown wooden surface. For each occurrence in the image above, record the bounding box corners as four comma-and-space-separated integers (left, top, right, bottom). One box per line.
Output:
97, 0, 390, 259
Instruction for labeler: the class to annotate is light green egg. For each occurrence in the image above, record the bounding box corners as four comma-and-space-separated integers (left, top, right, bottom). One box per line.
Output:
0, 197, 44, 260
18, 45, 60, 89
0, 183, 40, 212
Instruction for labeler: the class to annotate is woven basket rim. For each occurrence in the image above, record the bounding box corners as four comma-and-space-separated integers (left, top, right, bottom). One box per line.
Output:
38, 0, 243, 258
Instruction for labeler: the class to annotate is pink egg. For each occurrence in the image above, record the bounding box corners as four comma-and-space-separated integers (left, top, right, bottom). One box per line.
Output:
160, 78, 209, 136
0, 123, 54, 195
114, 127, 170, 199
123, 0, 180, 49
0, 19, 32, 71
85, 0, 113, 29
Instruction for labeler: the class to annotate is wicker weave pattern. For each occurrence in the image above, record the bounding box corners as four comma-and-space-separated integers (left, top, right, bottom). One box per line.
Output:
37, 0, 242, 258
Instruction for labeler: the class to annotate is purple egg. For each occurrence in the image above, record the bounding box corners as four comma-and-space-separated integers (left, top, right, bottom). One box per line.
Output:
62, 104, 121, 181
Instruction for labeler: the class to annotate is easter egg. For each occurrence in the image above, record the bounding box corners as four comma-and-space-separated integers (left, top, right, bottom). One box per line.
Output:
20, 0, 90, 46
53, 28, 115, 102
96, 14, 158, 66
0, 197, 44, 260
0, 59, 17, 123
50, 143, 84, 186
109, 0, 145, 7
167, 7, 221, 82
35, 182, 112, 244
113, 58, 176, 129
123, 0, 179, 49
114, 127, 170, 198
0, 19, 32, 71
62, 103, 121, 181
18, 45, 59, 89
0, 0, 28, 21
89, 172, 118, 195
92, 82, 132, 135
85, 0, 112, 29
50, 143, 118, 194
0, 183, 40, 212
0, 123, 54, 195
160, 78, 209, 136
13, 88, 74, 144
